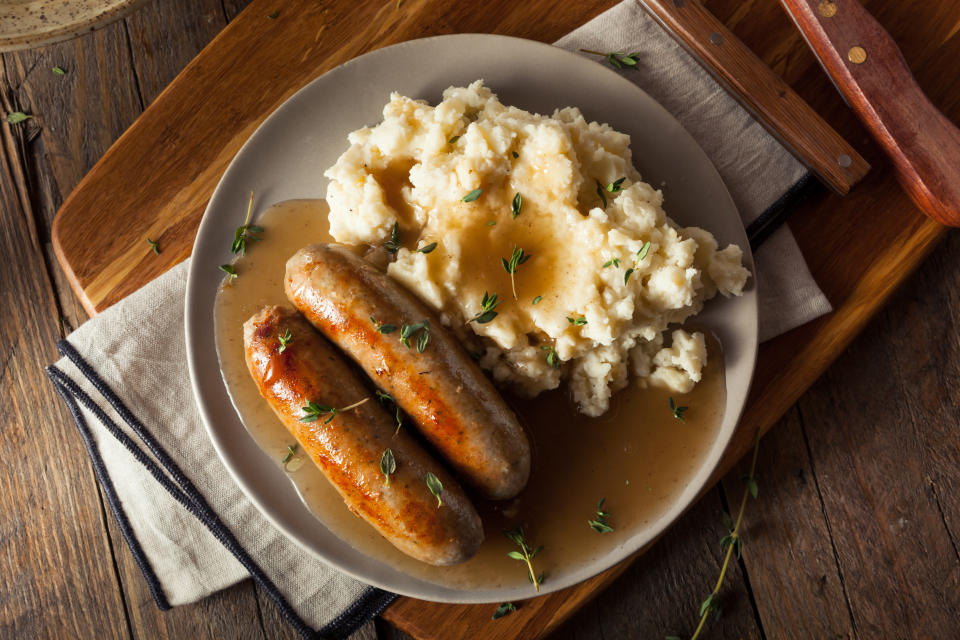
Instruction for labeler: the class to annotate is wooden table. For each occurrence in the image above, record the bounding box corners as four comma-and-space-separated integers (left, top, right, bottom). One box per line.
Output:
2, 1, 958, 638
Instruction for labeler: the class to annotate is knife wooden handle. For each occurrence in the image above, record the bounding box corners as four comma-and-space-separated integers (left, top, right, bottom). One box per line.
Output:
638, 0, 869, 195
779, 0, 960, 226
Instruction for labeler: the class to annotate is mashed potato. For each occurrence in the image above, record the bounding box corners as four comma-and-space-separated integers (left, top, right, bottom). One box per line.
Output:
324, 81, 749, 416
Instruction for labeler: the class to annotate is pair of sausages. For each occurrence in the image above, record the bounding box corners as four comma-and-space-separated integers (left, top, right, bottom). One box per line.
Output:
243, 244, 531, 565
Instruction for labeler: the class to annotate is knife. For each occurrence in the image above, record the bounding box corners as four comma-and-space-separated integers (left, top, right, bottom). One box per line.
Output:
778, 0, 960, 227
637, 0, 869, 197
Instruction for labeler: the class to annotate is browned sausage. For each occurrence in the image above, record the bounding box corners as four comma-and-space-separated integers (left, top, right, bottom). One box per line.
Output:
284, 243, 531, 501
244, 305, 483, 565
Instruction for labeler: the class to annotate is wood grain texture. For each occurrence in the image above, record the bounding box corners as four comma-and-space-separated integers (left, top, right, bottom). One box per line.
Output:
779, 0, 960, 226
17, 0, 958, 638
639, 0, 868, 195
0, 68, 129, 640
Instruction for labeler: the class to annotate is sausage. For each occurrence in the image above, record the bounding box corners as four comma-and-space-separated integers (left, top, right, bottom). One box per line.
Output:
284, 243, 531, 500
244, 305, 483, 565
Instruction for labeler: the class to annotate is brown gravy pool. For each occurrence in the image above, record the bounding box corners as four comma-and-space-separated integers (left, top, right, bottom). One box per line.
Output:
215, 199, 726, 591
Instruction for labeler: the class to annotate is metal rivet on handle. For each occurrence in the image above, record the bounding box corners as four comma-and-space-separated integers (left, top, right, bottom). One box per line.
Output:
818, 1, 837, 18
837, 154, 852, 168
848, 46, 867, 64
709, 33, 723, 46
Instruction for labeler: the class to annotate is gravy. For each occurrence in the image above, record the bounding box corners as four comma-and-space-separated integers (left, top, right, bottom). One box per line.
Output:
214, 199, 725, 590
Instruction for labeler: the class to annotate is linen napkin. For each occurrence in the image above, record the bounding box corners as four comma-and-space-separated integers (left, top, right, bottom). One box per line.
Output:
46, 2, 832, 638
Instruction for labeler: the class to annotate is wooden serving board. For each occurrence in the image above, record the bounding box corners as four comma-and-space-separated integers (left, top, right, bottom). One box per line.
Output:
49, 0, 954, 638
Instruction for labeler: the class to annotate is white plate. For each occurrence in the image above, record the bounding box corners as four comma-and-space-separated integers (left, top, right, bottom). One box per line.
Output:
185, 34, 757, 603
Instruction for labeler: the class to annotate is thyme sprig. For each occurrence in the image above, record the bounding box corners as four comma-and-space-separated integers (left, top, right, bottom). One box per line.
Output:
219, 264, 238, 282
376, 390, 403, 434
278, 329, 293, 353
468, 291, 501, 324
504, 525, 544, 592
400, 320, 431, 352
492, 602, 517, 620
380, 449, 396, 485
300, 397, 370, 424
511, 192, 523, 219
579, 48, 642, 70
502, 245, 532, 299
670, 397, 689, 422
587, 498, 614, 533
230, 191, 262, 255
385, 222, 401, 254
624, 241, 652, 284
146, 238, 160, 255
670, 431, 761, 640
369, 316, 397, 334
425, 472, 443, 506
541, 344, 560, 370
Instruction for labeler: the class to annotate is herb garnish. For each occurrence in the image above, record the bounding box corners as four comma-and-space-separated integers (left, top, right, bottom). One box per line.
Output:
468, 291, 501, 324
418, 242, 438, 254
376, 390, 403, 434
504, 525, 544, 591
567, 315, 587, 326
380, 449, 396, 485
578, 48, 642, 70
219, 264, 238, 282
502, 245, 532, 299
400, 320, 431, 353
278, 329, 293, 353
462, 188, 483, 203
5, 112, 32, 125
595, 180, 607, 208
532, 295, 542, 305
671, 432, 761, 640
669, 396, 688, 422
300, 397, 370, 424
230, 191, 262, 256
588, 498, 614, 533
268, 10, 279, 18
623, 241, 652, 284
485, 220, 497, 227
52, 66, 66, 76
541, 345, 559, 369
605, 177, 626, 193
492, 602, 517, 620
603, 257, 620, 268
448, 135, 460, 144
146, 238, 160, 255
369, 316, 397, 334
281, 444, 297, 464
511, 192, 523, 219
425, 472, 443, 506
385, 222, 401, 254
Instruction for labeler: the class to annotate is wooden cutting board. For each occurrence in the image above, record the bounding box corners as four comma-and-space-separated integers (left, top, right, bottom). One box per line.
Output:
49, 0, 951, 638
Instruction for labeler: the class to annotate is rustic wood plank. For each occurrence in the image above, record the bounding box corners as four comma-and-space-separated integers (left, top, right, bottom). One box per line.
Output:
793, 230, 960, 638
719, 408, 856, 639
0, 77, 130, 640
549, 490, 763, 640
124, 0, 228, 105
2, 20, 143, 333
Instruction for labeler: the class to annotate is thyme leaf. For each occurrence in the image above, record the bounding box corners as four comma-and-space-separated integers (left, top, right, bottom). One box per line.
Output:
468, 291, 501, 324
278, 329, 293, 353
425, 472, 443, 506
380, 449, 396, 484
